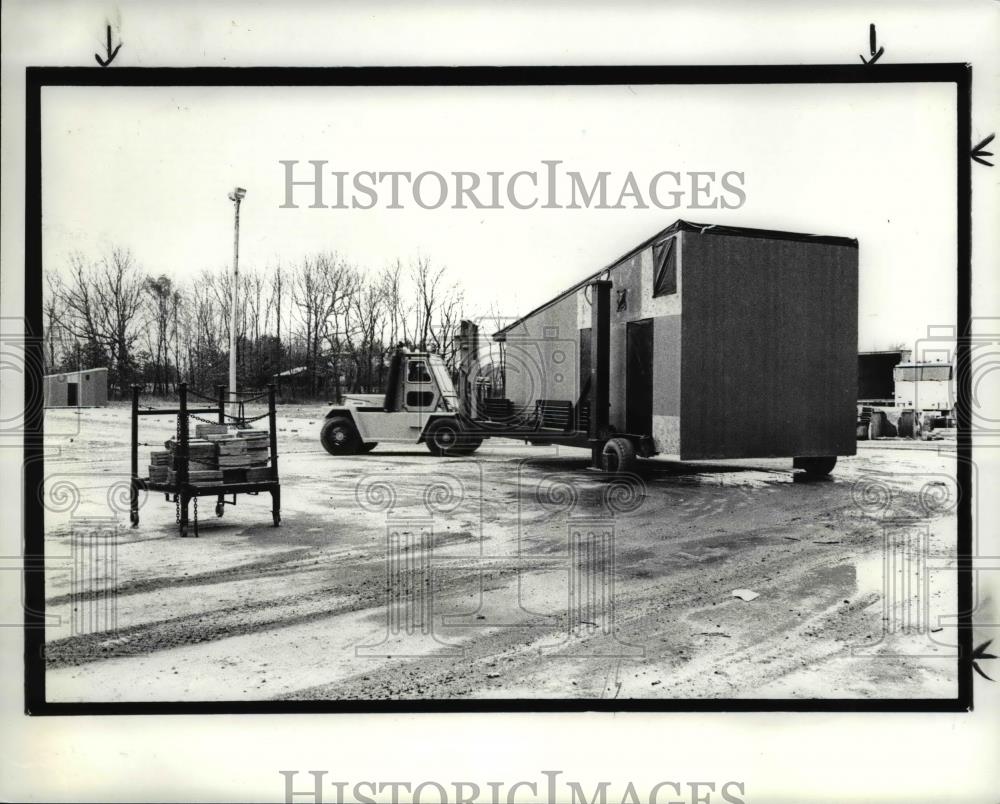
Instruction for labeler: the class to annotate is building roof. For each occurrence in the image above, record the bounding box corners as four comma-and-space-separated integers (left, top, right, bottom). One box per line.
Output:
273, 366, 310, 378
493, 219, 858, 338
43, 366, 108, 379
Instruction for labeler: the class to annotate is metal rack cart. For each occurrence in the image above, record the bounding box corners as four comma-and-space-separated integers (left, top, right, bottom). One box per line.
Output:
129, 382, 281, 537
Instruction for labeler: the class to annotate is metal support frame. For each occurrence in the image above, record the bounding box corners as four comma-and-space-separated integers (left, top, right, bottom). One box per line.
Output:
128, 381, 282, 536
268, 383, 281, 526
588, 280, 612, 468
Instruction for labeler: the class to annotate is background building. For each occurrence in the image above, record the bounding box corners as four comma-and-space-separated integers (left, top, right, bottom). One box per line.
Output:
857, 348, 912, 405
43, 368, 108, 407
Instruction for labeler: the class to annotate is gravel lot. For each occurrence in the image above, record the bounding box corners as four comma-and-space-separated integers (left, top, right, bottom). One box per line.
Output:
41, 404, 959, 702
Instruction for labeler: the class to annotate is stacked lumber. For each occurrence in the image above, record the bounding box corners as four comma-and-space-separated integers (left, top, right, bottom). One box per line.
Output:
216, 437, 250, 467
152, 425, 272, 487
238, 429, 270, 467
195, 423, 229, 439
186, 440, 219, 471
167, 467, 224, 486
148, 450, 171, 483
162, 438, 221, 485
246, 466, 274, 482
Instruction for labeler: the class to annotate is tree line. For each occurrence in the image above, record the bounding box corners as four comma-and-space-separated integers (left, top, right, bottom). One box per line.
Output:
43, 248, 466, 400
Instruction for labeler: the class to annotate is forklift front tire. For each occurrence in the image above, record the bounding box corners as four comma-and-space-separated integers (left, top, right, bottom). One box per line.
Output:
601, 437, 637, 475
453, 437, 483, 456
321, 417, 361, 455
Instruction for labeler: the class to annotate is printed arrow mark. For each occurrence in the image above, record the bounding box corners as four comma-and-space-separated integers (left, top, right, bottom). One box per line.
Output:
95, 24, 122, 67
972, 639, 997, 682
971, 133, 995, 167
859, 24, 884, 65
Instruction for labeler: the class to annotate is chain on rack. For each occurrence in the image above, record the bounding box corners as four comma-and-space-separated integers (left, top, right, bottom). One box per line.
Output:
184, 387, 218, 403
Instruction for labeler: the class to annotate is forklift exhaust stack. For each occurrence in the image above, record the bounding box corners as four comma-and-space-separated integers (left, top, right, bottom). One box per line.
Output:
458, 319, 480, 419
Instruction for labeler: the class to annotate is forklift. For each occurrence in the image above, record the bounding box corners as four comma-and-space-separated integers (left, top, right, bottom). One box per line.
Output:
317, 300, 635, 471
319, 348, 483, 456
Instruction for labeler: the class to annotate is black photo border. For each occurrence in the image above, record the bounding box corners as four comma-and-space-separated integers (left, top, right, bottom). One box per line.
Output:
23, 63, 973, 715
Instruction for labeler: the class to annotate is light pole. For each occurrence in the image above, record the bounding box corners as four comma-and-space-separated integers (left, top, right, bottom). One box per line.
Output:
227, 187, 246, 420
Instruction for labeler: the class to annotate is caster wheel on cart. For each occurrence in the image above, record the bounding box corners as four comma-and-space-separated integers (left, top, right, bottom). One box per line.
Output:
272, 512, 281, 527
215, 502, 225, 517
129, 511, 139, 527
179, 525, 189, 538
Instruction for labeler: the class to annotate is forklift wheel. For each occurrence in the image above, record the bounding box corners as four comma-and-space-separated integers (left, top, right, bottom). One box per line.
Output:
425, 419, 465, 456
215, 502, 225, 517
320, 417, 361, 455
455, 437, 483, 455
601, 437, 637, 474
793, 456, 837, 476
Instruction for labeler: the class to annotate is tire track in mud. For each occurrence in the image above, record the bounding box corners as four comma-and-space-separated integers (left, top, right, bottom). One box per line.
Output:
279, 483, 941, 700
277, 551, 856, 701
45, 529, 496, 669
46, 548, 317, 605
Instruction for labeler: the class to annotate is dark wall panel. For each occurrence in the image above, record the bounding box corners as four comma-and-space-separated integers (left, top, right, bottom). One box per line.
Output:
680, 233, 858, 459
652, 314, 681, 416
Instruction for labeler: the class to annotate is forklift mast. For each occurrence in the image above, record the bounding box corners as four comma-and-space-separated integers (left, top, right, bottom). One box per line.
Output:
458, 319, 480, 419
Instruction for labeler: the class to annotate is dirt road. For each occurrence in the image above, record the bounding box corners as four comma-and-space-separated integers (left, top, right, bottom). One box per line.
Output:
41, 405, 959, 701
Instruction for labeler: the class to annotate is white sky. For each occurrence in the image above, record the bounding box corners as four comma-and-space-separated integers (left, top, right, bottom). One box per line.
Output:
42, 82, 957, 351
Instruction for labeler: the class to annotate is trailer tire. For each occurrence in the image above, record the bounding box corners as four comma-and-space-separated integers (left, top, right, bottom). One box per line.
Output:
425, 419, 466, 456
320, 417, 361, 455
601, 437, 637, 474
794, 456, 837, 476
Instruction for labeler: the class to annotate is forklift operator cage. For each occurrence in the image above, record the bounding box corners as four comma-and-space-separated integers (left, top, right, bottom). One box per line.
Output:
493, 220, 859, 461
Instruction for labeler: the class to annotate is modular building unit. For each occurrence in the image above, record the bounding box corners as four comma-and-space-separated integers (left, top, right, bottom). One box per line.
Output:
494, 220, 858, 462
43, 367, 108, 407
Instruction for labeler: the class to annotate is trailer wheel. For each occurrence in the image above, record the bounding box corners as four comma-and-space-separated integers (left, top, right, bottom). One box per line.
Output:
320, 417, 361, 455
601, 437, 637, 474
425, 419, 464, 456
794, 456, 837, 476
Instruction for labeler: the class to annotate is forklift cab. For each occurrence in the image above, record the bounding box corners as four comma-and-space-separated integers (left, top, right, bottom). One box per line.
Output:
321, 349, 474, 456
388, 352, 459, 413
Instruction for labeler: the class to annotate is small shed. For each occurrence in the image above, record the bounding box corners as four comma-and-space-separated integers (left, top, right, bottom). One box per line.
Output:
494, 220, 858, 461
43, 367, 108, 407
